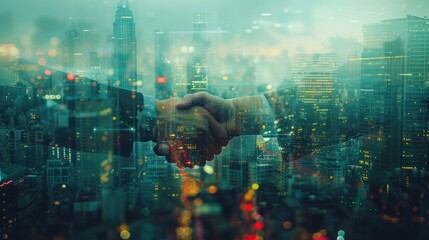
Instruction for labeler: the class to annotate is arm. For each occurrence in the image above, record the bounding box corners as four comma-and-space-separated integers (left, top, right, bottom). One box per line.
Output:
17, 60, 225, 166
176, 92, 273, 138
87, 86, 227, 166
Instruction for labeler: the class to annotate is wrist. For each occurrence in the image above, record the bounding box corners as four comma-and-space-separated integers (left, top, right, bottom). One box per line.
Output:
225, 99, 239, 138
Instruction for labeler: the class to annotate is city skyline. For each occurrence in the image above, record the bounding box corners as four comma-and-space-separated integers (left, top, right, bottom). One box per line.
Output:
1, 1, 429, 239
2, 0, 429, 60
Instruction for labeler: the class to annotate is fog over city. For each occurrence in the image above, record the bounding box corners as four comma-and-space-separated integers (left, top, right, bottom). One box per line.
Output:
2, 0, 428, 58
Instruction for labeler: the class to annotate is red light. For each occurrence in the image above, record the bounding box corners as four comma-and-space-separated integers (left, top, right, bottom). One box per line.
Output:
157, 76, 167, 84
244, 203, 253, 211
44, 69, 52, 76
0, 180, 13, 188
66, 73, 75, 81
253, 222, 264, 230
243, 234, 257, 240
313, 237, 329, 240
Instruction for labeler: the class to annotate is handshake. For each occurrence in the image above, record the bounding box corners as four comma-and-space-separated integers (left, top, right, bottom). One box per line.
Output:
146, 92, 264, 168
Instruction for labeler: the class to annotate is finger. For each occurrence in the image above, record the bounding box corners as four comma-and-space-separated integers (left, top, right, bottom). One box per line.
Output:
197, 110, 229, 147
175, 92, 207, 109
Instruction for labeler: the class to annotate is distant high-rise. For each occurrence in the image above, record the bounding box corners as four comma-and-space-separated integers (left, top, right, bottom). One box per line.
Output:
0, 126, 10, 168
187, 14, 208, 93
112, 0, 137, 89
47, 158, 73, 216
360, 16, 429, 186
154, 30, 172, 99
292, 53, 338, 155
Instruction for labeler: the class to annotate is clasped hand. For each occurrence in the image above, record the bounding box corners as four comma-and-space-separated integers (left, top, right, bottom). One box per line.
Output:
152, 97, 232, 168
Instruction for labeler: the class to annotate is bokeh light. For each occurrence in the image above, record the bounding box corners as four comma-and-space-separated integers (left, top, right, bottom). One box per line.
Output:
119, 230, 130, 240
251, 183, 260, 190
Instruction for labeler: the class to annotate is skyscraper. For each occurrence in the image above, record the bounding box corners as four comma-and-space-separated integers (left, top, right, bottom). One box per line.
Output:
155, 30, 172, 100
187, 14, 208, 93
360, 16, 429, 186
292, 53, 339, 155
112, 0, 137, 89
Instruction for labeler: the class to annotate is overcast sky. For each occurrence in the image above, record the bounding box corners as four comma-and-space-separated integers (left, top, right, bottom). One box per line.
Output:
2, 0, 429, 56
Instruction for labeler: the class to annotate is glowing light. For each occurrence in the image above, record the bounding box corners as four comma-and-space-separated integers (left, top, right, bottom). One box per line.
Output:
283, 221, 292, 229
337, 237, 345, 240
203, 165, 214, 175
38, 58, 46, 66
337, 230, 345, 237
119, 230, 131, 240
100, 173, 109, 183
48, 49, 57, 58
222, 75, 229, 81
243, 234, 258, 240
61, 184, 67, 189
44, 95, 62, 100
9, 46, 19, 57
54, 201, 61, 205
253, 222, 264, 230
244, 203, 253, 211
107, 69, 114, 76
118, 223, 129, 232
44, 69, 52, 76
0, 180, 13, 188
66, 73, 75, 81
157, 77, 167, 84
134, 80, 143, 86
194, 198, 203, 206
251, 183, 260, 191
207, 185, 218, 194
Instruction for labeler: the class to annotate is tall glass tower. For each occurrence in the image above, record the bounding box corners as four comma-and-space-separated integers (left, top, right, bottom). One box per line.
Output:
292, 53, 339, 155
113, 0, 137, 89
187, 14, 208, 94
360, 16, 429, 186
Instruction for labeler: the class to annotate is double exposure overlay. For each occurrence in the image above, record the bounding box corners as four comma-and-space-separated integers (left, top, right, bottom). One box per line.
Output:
1, 0, 428, 239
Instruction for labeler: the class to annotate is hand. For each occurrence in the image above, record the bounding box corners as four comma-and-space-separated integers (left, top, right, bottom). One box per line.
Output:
175, 92, 237, 141
153, 97, 228, 168
175, 92, 264, 140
